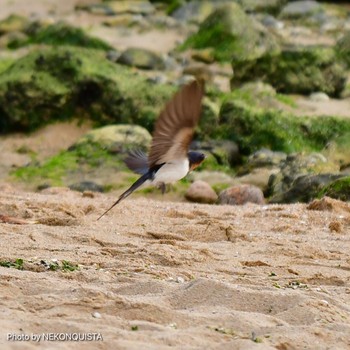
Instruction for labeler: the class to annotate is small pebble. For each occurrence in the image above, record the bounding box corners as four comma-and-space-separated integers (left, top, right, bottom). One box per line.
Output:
92, 312, 102, 318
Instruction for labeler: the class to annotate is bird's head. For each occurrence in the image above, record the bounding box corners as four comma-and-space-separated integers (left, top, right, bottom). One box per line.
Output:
188, 151, 206, 171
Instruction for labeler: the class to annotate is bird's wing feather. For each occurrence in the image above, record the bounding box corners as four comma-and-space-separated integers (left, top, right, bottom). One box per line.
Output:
124, 149, 149, 175
148, 80, 204, 168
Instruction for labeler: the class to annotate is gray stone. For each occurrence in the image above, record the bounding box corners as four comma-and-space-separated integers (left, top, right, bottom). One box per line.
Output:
117, 48, 165, 70
309, 92, 330, 102
185, 180, 218, 204
77, 1, 155, 15
219, 185, 265, 205
280, 1, 323, 19
69, 181, 104, 193
171, 1, 217, 23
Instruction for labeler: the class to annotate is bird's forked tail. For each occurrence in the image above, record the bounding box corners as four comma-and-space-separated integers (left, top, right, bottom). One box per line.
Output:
97, 172, 150, 220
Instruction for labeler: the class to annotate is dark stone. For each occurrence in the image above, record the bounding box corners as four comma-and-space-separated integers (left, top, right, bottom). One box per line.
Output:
69, 181, 104, 193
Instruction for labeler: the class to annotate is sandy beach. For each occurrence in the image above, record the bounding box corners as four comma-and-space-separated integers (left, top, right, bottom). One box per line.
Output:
0, 186, 349, 349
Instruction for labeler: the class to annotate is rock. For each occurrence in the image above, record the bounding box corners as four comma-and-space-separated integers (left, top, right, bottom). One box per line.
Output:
189, 170, 235, 188
261, 15, 284, 30
17, 22, 113, 50
75, 125, 152, 152
191, 140, 240, 168
0, 31, 28, 49
280, 1, 323, 19
269, 173, 345, 204
117, 48, 165, 70
69, 181, 104, 193
267, 152, 340, 201
180, 2, 280, 62
171, 1, 217, 23
246, 149, 287, 169
232, 45, 347, 97
0, 46, 175, 133
219, 185, 265, 205
239, 81, 277, 98
318, 176, 350, 202
309, 92, 329, 102
238, 0, 286, 14
77, 0, 155, 15
185, 180, 218, 204
182, 63, 213, 82
191, 48, 216, 64
235, 167, 280, 192
0, 14, 29, 34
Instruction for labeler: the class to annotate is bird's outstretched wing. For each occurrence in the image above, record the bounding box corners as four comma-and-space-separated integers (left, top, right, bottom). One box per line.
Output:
124, 149, 148, 175
148, 80, 204, 168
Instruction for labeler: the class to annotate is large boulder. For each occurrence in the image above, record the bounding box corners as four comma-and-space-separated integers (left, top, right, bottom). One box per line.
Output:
267, 153, 342, 203
179, 2, 279, 62
269, 173, 345, 204
232, 45, 347, 97
0, 46, 175, 133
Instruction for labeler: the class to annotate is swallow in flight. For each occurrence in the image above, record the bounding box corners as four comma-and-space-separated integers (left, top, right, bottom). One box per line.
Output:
97, 80, 205, 220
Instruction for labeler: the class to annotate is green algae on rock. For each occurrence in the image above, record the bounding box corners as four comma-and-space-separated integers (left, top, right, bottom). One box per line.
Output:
232, 45, 347, 97
218, 98, 350, 155
10, 22, 113, 50
318, 176, 350, 202
75, 124, 152, 152
0, 46, 175, 133
12, 138, 127, 189
117, 48, 165, 70
179, 2, 279, 62
0, 14, 29, 35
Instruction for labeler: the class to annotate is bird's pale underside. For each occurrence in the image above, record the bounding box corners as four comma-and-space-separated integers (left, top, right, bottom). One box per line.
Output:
97, 80, 205, 220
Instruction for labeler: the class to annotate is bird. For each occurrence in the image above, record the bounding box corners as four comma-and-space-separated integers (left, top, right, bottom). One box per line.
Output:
97, 79, 205, 220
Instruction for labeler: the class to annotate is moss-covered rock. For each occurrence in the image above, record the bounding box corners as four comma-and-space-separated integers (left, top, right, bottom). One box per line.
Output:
12, 138, 127, 189
269, 173, 344, 204
117, 48, 165, 70
318, 176, 350, 201
0, 14, 29, 35
232, 45, 347, 97
267, 152, 340, 200
12, 22, 113, 50
75, 124, 152, 152
217, 98, 350, 155
0, 46, 175, 133
179, 2, 279, 62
